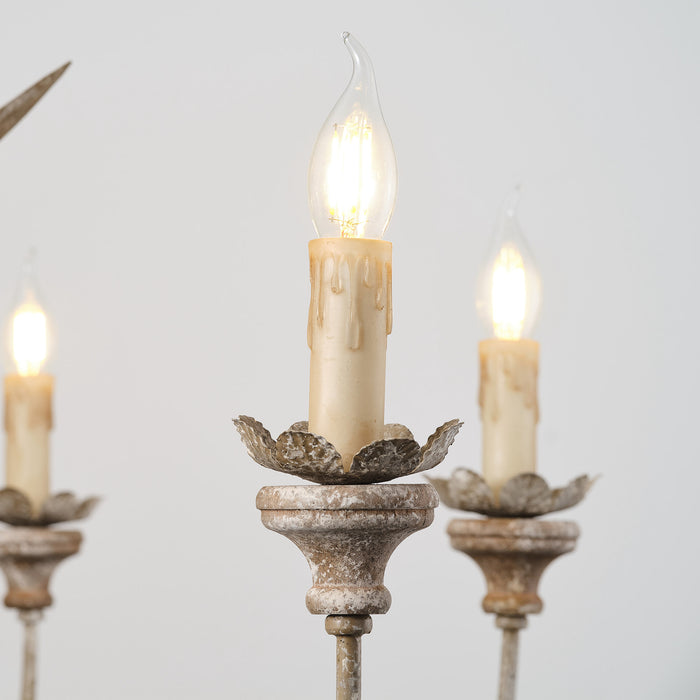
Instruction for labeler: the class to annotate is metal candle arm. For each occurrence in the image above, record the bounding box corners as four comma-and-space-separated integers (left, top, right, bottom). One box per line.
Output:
19, 610, 42, 700
495, 614, 527, 700
326, 615, 372, 700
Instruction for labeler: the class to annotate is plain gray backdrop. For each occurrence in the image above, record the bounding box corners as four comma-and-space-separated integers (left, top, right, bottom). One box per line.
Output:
0, 0, 697, 697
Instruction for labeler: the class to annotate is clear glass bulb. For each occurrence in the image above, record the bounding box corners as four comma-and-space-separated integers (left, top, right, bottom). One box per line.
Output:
7, 250, 50, 376
476, 187, 542, 339
308, 32, 397, 239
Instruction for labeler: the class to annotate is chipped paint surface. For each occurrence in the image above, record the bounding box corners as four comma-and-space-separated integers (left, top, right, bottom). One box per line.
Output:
447, 516, 579, 614
0, 528, 82, 610
257, 484, 437, 616
447, 517, 580, 700
325, 615, 372, 700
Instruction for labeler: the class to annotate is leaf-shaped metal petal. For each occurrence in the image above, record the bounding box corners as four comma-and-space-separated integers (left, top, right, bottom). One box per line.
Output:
498, 473, 551, 515
74, 496, 101, 521
550, 475, 596, 513
0, 489, 99, 526
236, 415, 464, 485
0, 488, 33, 525
233, 415, 280, 471
413, 419, 463, 474
435, 468, 595, 517
40, 492, 80, 524
349, 439, 421, 483
276, 430, 344, 483
383, 424, 414, 440
0, 63, 71, 142
39, 492, 100, 524
449, 468, 496, 511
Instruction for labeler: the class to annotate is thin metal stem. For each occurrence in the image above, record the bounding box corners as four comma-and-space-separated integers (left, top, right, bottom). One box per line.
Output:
325, 615, 372, 700
496, 615, 527, 700
19, 610, 42, 700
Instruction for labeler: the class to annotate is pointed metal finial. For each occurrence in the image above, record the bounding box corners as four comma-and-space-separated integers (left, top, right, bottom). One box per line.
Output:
0, 62, 71, 142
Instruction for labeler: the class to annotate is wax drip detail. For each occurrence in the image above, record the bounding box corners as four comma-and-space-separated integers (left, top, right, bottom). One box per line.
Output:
308, 249, 392, 351
479, 343, 539, 422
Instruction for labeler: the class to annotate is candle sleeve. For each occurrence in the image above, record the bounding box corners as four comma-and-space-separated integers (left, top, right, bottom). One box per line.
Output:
479, 339, 539, 496
5, 374, 53, 514
308, 237, 392, 470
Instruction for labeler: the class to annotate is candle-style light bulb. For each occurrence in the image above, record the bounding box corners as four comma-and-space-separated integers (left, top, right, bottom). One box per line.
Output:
307, 33, 395, 468
11, 251, 49, 376
308, 32, 397, 239
5, 250, 54, 514
476, 188, 542, 497
476, 186, 542, 340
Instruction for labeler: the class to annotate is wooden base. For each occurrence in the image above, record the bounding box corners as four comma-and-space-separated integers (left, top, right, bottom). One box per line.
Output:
257, 483, 438, 698
448, 518, 579, 700
0, 527, 82, 700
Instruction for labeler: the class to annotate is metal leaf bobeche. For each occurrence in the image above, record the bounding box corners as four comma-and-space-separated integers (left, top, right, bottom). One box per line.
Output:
234, 415, 463, 485
427, 467, 595, 517
0, 489, 99, 527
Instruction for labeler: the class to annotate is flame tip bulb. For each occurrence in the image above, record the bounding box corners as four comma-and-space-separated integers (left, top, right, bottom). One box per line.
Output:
308, 32, 396, 239
476, 186, 541, 340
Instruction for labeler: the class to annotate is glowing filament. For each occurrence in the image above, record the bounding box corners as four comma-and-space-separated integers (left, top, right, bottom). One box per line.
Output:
491, 246, 526, 340
326, 115, 375, 237
12, 303, 47, 376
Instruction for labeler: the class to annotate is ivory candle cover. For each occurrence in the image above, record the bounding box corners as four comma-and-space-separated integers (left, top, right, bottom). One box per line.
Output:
479, 338, 539, 496
308, 237, 392, 469
5, 374, 53, 514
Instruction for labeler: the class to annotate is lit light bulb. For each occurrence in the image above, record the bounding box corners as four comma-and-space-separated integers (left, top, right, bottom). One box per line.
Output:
9, 251, 49, 376
308, 32, 397, 239
476, 187, 542, 339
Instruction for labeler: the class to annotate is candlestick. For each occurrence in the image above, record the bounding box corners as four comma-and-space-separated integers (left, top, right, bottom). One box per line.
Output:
5, 252, 53, 515
448, 518, 579, 700
431, 469, 595, 700
476, 188, 542, 497
0, 528, 82, 700
236, 415, 460, 699
307, 33, 397, 467
235, 32, 463, 698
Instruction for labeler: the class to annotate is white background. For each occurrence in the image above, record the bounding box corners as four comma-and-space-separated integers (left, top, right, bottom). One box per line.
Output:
0, 1, 698, 698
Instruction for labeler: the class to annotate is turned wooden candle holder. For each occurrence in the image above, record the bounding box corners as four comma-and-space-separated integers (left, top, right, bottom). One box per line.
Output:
0, 489, 97, 700
448, 518, 580, 700
236, 414, 461, 699
0, 527, 83, 700
257, 483, 439, 700
430, 467, 593, 700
